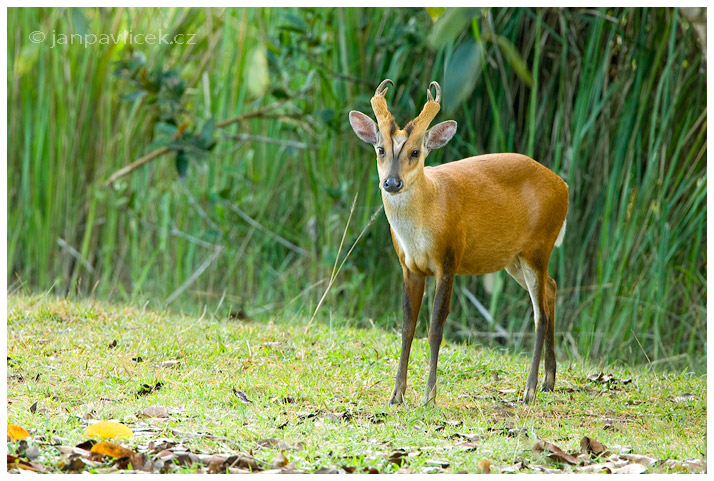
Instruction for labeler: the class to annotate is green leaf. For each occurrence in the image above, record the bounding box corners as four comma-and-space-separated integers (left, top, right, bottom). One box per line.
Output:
175, 151, 189, 179
425, 7, 446, 24
443, 40, 482, 113
427, 7, 480, 50
492, 35, 533, 87
155, 122, 178, 137
245, 45, 270, 98
199, 118, 216, 150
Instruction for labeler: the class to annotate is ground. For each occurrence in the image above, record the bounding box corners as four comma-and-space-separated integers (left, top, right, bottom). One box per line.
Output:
6, 294, 707, 473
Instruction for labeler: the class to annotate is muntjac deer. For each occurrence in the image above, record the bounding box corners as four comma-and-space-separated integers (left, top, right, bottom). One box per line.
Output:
349, 79, 569, 404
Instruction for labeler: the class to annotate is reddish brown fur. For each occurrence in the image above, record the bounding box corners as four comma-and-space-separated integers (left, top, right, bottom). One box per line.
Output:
349, 80, 569, 405
386, 153, 568, 277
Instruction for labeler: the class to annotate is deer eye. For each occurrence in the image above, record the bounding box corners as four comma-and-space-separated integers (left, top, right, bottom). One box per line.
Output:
410, 149, 420, 158
377, 147, 385, 156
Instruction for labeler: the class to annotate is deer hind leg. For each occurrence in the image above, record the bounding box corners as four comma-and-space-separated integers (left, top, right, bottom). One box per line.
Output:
542, 276, 557, 392
517, 256, 549, 404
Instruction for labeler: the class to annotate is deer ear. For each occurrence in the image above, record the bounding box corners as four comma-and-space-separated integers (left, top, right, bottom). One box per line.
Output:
349, 111, 379, 145
426, 120, 457, 150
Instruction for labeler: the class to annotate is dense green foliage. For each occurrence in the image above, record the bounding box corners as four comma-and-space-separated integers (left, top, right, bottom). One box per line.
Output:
7, 8, 706, 369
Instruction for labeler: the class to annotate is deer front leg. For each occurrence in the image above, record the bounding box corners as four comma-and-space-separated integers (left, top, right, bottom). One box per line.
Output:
423, 267, 455, 406
389, 268, 425, 405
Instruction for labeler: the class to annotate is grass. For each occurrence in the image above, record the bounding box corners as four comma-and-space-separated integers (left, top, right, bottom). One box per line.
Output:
7, 294, 706, 473
7, 7, 707, 371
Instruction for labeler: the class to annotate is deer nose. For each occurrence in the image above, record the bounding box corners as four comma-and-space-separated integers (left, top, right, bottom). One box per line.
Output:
383, 177, 403, 193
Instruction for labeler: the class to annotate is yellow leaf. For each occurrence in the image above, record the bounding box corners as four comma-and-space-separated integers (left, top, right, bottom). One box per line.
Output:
90, 441, 134, 459
84, 421, 133, 439
7, 424, 30, 440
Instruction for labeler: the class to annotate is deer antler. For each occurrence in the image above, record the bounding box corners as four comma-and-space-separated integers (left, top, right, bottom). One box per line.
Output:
405, 81, 441, 138
375, 78, 394, 97
426, 81, 441, 103
371, 79, 397, 134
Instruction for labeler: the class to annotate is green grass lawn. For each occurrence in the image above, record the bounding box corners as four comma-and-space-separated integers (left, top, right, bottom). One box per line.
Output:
6, 294, 706, 473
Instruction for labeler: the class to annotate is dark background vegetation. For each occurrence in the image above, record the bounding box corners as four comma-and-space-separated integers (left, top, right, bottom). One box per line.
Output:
7, 8, 706, 370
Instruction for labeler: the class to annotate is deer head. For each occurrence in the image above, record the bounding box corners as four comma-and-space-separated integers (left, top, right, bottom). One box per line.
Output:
349, 79, 457, 194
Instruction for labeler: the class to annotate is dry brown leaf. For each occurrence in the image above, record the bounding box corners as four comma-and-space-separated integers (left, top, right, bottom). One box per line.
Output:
7, 424, 30, 440
256, 438, 294, 450
314, 467, 339, 473
580, 436, 609, 457
621, 454, 656, 466
84, 421, 133, 439
612, 463, 647, 474
478, 459, 491, 473
232, 388, 253, 404
534, 440, 581, 465
137, 382, 163, 396
388, 448, 409, 466
426, 459, 450, 468
138, 406, 169, 418
7, 454, 48, 473
91, 441, 135, 459
208, 454, 262, 473
271, 451, 290, 469
159, 360, 180, 368
663, 458, 706, 473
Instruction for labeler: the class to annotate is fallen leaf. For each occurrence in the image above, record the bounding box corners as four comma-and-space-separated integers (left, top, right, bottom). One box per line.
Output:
272, 451, 290, 469
577, 462, 614, 473
159, 360, 180, 368
76, 439, 99, 450
580, 436, 609, 457
314, 467, 339, 473
108, 339, 117, 349
388, 449, 409, 466
208, 454, 263, 473
672, 393, 695, 402
534, 440, 582, 465
232, 388, 253, 404
115, 452, 155, 471
138, 406, 169, 418
456, 441, 479, 452
663, 458, 707, 473
478, 459, 491, 473
132, 356, 144, 362
56, 445, 91, 457
84, 421, 133, 439
137, 382, 163, 396
7, 454, 48, 473
612, 463, 647, 474
256, 438, 294, 450
426, 459, 450, 468
7, 424, 30, 440
15, 440, 40, 460
60, 454, 97, 472
621, 454, 656, 466
586, 373, 631, 384
91, 441, 135, 459
29, 401, 38, 414
498, 461, 528, 473
451, 432, 482, 442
